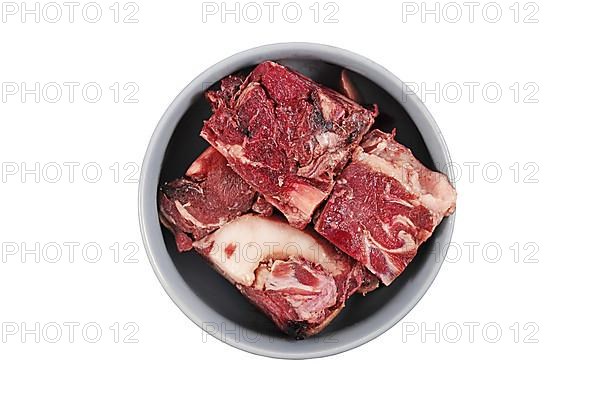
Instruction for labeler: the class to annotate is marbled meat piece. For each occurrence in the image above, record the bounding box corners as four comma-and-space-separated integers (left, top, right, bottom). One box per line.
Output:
201, 61, 376, 229
159, 146, 272, 252
314, 129, 457, 285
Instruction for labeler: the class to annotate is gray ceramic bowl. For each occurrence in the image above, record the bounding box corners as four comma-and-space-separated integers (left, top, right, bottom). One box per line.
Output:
139, 42, 456, 359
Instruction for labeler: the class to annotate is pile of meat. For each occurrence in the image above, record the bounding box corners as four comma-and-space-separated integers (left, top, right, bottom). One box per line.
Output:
159, 61, 456, 339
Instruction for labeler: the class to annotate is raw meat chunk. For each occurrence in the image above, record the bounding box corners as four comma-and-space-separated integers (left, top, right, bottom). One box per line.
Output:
241, 257, 338, 338
159, 147, 272, 252
201, 61, 376, 229
194, 214, 365, 338
314, 129, 457, 286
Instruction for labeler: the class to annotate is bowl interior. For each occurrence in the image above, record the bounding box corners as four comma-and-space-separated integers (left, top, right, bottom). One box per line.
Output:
158, 58, 444, 342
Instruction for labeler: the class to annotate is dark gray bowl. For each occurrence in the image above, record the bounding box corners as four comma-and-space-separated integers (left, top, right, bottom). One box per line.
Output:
139, 42, 456, 359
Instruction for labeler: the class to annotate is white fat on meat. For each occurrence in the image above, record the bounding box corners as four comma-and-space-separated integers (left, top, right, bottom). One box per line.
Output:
194, 215, 344, 286
174, 201, 225, 231
357, 130, 457, 224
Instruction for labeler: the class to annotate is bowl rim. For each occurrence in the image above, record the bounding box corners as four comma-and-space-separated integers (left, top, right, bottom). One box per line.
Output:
139, 42, 456, 359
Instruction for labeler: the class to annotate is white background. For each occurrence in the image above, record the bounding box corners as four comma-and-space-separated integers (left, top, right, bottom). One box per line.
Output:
1, 0, 598, 399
